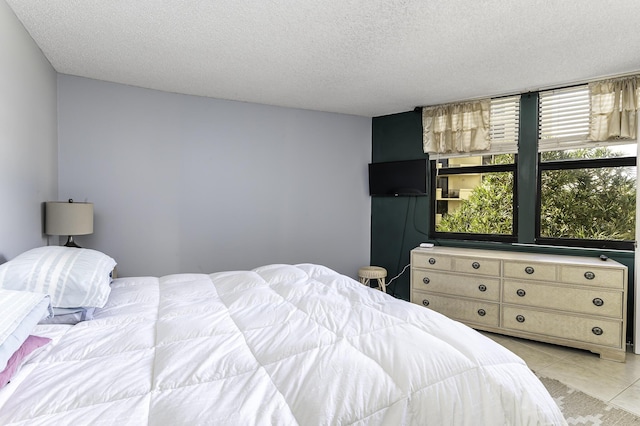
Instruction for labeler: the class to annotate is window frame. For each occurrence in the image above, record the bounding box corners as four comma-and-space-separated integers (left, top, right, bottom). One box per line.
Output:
429, 159, 518, 243
535, 155, 637, 250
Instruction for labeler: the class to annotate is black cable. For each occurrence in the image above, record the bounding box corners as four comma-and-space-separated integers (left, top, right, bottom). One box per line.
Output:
392, 197, 411, 298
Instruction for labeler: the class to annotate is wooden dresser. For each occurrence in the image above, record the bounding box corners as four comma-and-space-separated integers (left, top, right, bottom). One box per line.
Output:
410, 246, 628, 362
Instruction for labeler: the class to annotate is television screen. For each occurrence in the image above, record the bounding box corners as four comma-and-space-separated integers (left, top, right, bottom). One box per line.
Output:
368, 159, 428, 196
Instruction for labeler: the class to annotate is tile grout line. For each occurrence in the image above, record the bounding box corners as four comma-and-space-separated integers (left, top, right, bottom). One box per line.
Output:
608, 376, 640, 406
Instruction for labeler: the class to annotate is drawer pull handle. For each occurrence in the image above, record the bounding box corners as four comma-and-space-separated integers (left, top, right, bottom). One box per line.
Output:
592, 298, 604, 307
524, 266, 535, 274
428, 258, 436, 265
422, 277, 430, 285
478, 284, 487, 292
584, 271, 595, 280
472, 262, 480, 269
516, 289, 526, 297
422, 299, 430, 307
516, 315, 525, 323
592, 327, 603, 336
477, 309, 486, 316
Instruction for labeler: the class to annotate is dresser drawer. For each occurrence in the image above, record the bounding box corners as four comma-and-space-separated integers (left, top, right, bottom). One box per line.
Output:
411, 291, 499, 327
411, 251, 452, 271
412, 270, 500, 301
452, 256, 500, 276
502, 306, 622, 348
503, 261, 556, 281
503, 280, 623, 318
559, 266, 625, 289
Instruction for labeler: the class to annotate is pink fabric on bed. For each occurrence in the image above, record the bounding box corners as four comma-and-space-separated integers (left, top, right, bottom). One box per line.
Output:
0, 335, 51, 389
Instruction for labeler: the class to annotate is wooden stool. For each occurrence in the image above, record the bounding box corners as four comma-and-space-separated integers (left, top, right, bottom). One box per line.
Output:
358, 266, 387, 292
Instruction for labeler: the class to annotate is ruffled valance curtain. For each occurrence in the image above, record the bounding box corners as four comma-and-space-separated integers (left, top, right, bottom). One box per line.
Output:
589, 76, 640, 141
422, 99, 491, 154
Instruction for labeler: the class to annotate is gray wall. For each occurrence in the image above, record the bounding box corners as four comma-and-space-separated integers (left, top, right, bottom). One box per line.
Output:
58, 75, 371, 278
0, 0, 58, 261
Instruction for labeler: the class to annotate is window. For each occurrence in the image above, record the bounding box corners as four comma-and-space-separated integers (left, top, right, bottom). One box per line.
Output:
537, 85, 637, 249
432, 155, 517, 239
431, 96, 519, 240
429, 85, 637, 250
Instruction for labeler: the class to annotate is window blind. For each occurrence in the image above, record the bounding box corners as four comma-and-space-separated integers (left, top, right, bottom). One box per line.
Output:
539, 84, 638, 152
489, 95, 520, 154
437, 95, 520, 159
538, 85, 590, 152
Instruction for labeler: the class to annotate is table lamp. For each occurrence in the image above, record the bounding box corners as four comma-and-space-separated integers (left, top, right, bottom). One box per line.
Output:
45, 199, 94, 248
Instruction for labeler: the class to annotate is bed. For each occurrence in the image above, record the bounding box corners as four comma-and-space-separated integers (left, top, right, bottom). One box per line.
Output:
0, 247, 566, 425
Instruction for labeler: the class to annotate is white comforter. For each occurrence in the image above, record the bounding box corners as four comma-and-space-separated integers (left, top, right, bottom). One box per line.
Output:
0, 264, 565, 425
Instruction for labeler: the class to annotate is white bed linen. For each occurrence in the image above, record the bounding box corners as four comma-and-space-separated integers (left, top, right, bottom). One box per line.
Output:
0, 289, 51, 372
0, 264, 566, 425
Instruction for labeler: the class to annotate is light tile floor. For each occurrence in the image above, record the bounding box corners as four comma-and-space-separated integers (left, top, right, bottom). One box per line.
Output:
481, 332, 640, 417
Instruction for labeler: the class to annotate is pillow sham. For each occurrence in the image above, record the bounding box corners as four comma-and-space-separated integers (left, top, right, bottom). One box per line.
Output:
0, 289, 52, 372
0, 335, 51, 390
0, 246, 116, 309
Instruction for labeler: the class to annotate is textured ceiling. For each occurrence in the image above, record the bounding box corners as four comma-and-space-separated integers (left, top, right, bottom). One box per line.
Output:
6, 0, 640, 117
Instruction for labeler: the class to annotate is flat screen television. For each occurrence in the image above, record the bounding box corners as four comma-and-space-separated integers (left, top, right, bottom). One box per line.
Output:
368, 159, 428, 196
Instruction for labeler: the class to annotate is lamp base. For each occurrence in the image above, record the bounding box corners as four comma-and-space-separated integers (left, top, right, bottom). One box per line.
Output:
63, 235, 81, 248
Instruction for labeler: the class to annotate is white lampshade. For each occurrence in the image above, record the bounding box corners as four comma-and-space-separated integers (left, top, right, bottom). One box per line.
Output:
45, 200, 94, 247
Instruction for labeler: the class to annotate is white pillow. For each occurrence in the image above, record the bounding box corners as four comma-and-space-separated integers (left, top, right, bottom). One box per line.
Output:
0, 289, 52, 372
0, 246, 116, 309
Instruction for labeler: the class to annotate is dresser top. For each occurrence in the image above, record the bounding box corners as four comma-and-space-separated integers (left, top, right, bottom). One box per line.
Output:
411, 246, 626, 270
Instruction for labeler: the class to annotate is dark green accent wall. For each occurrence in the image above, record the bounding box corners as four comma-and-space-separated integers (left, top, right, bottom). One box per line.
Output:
371, 111, 428, 300
371, 196, 430, 300
372, 110, 425, 162
371, 109, 635, 344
